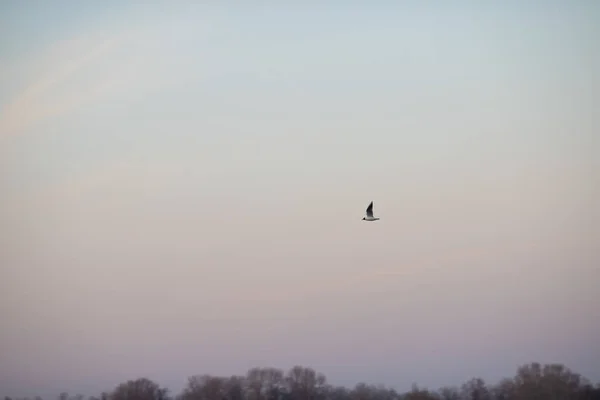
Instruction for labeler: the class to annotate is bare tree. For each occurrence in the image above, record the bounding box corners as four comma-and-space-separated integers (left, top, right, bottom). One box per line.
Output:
402, 384, 437, 400
399, 384, 438, 400
111, 378, 170, 400
5, 360, 600, 400
245, 368, 285, 400
512, 362, 582, 400
324, 386, 350, 400
179, 375, 227, 400
578, 383, 600, 400
350, 383, 397, 400
436, 386, 459, 400
489, 378, 516, 400
460, 378, 490, 400
285, 366, 327, 400
224, 376, 246, 400
246, 369, 266, 400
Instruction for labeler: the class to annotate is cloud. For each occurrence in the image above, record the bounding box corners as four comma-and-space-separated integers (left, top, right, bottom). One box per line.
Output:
0, 34, 122, 135
0, 6, 233, 139
0, 24, 178, 137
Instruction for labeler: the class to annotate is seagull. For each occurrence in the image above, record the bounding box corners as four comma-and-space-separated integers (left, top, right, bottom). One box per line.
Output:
362, 201, 380, 221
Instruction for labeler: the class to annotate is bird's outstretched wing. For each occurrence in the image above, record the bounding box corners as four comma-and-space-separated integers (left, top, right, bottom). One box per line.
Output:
366, 201, 373, 217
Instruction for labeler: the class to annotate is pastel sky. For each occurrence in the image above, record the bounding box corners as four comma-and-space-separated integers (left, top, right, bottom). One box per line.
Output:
1, 1, 598, 398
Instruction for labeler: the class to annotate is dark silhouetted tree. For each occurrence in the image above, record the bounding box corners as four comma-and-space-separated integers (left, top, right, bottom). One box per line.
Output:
349, 383, 397, 400
324, 386, 350, 400
490, 378, 516, 400
460, 378, 490, 400
403, 384, 437, 400
285, 366, 327, 400
437, 386, 460, 400
224, 376, 246, 400
179, 375, 227, 400
5, 361, 600, 400
578, 383, 600, 400
512, 362, 582, 400
245, 368, 285, 400
111, 378, 169, 400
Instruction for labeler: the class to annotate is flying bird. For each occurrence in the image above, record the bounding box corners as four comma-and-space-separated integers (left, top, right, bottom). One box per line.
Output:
362, 201, 380, 221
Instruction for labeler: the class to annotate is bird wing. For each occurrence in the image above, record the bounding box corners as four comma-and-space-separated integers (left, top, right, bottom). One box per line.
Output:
366, 201, 373, 217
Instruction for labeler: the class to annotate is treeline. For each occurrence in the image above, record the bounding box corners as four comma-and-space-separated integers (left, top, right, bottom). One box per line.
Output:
5, 362, 600, 400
